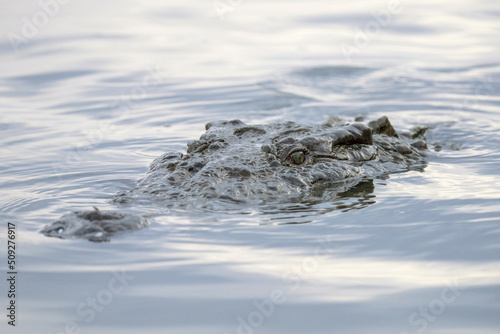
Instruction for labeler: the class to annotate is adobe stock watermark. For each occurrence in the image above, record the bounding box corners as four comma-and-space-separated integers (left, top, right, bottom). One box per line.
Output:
228, 237, 336, 334
340, 0, 402, 63
49, 269, 134, 334
399, 279, 467, 334
213, 0, 243, 20
50, 65, 165, 180
454, 75, 496, 113
7, 0, 72, 53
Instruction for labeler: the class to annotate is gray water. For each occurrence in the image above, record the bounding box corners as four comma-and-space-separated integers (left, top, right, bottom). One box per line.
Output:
1, 0, 500, 333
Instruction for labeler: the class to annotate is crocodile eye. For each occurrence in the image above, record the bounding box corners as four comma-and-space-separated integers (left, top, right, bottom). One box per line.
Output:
285, 148, 309, 166
290, 151, 305, 165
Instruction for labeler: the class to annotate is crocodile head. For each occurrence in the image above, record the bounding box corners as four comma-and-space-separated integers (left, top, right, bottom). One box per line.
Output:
114, 116, 427, 208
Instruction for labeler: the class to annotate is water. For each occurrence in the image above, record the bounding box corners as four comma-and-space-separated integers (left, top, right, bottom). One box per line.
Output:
1, 0, 500, 333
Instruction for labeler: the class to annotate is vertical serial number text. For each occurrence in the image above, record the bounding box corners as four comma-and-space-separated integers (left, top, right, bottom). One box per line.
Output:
7, 222, 17, 326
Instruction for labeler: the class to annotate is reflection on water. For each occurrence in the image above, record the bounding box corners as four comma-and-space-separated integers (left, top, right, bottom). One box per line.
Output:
263, 179, 377, 225
1, 0, 500, 333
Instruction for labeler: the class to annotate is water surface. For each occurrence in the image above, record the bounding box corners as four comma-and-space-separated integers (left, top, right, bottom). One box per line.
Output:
1, 0, 500, 333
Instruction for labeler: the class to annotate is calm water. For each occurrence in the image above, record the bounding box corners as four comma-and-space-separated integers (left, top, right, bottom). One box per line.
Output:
1, 0, 500, 333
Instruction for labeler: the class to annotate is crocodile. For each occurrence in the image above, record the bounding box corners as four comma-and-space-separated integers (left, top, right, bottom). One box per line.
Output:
41, 116, 428, 241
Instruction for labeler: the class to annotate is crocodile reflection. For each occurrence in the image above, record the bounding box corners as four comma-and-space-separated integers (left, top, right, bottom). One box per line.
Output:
262, 179, 377, 225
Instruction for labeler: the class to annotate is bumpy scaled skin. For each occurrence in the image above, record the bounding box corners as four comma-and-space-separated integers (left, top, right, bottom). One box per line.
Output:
42, 116, 427, 241
114, 116, 427, 207
41, 207, 148, 242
